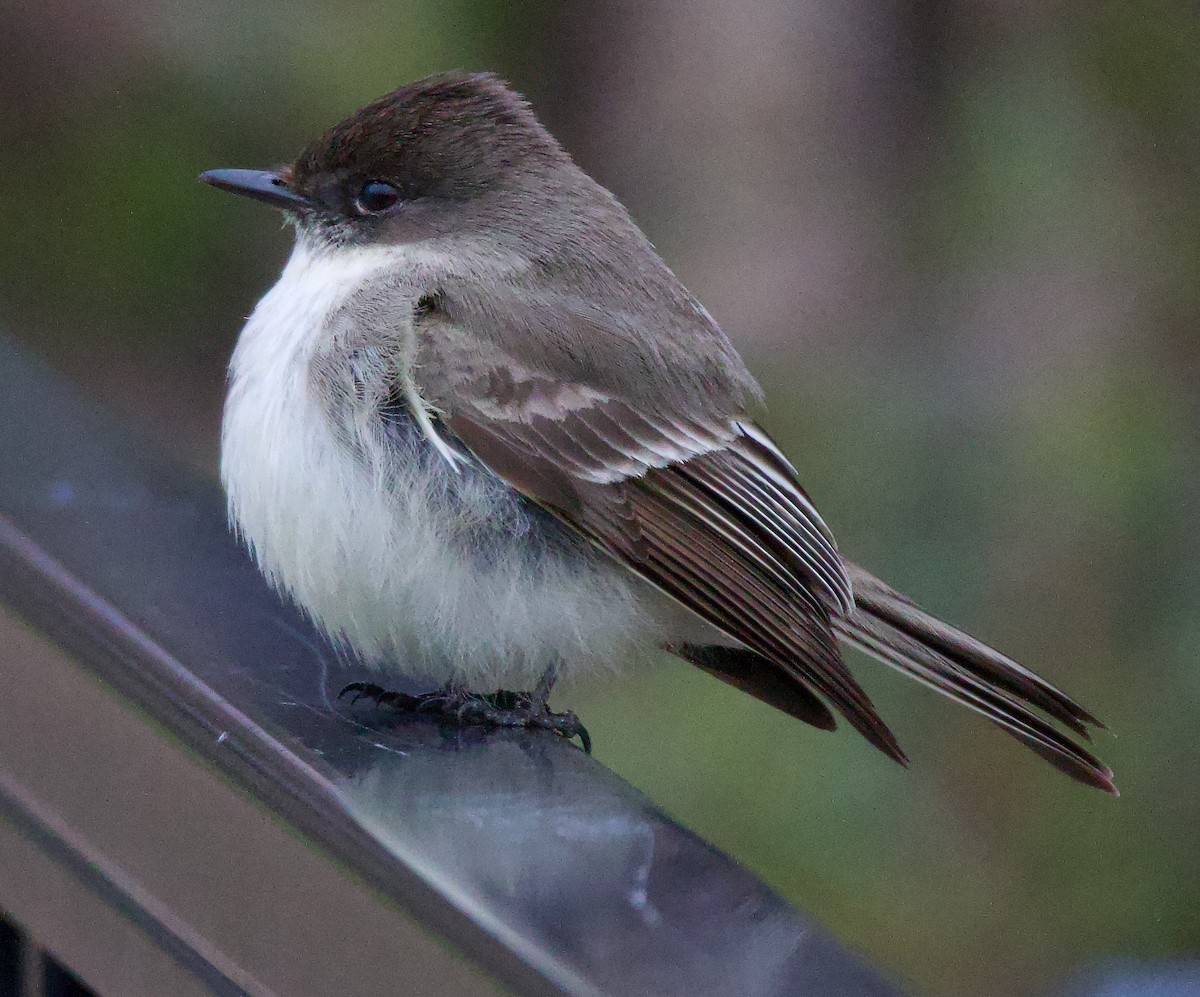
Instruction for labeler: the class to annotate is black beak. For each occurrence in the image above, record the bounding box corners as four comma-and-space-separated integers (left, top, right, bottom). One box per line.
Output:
198, 169, 311, 210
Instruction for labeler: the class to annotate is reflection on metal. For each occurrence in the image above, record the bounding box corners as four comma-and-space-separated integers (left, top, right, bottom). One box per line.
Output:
0, 335, 907, 996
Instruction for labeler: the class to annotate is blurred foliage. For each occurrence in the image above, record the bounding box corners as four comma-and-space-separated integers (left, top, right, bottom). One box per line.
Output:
2, 1, 1198, 995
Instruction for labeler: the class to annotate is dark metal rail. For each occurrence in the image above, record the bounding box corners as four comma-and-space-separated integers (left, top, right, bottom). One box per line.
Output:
0, 334, 907, 996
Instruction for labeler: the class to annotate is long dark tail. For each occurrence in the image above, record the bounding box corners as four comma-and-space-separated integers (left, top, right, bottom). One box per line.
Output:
836, 561, 1116, 794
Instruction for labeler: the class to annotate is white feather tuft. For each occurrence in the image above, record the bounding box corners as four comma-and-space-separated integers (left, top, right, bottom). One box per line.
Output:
221, 238, 697, 686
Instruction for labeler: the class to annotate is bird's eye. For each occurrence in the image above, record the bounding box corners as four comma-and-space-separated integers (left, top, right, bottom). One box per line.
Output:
355, 180, 399, 214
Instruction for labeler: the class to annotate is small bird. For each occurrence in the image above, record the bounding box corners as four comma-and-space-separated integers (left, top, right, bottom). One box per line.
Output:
201, 71, 1115, 793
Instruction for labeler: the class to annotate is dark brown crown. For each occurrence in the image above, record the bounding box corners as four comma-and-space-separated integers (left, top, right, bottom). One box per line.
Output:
287, 72, 568, 203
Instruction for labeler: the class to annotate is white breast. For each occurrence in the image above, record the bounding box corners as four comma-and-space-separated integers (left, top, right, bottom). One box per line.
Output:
221, 239, 688, 687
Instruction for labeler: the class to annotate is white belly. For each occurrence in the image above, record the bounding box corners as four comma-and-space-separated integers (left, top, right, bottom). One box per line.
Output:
221, 240, 692, 686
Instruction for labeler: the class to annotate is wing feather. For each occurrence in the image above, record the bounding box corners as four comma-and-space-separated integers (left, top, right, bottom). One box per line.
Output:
678, 449, 852, 613
620, 476, 904, 759
407, 298, 1112, 789
443, 370, 904, 762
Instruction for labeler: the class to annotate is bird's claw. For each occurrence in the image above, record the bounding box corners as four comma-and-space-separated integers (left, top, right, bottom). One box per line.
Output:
339, 682, 591, 752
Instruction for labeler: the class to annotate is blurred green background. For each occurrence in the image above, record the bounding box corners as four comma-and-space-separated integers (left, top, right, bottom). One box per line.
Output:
2, 1, 1197, 994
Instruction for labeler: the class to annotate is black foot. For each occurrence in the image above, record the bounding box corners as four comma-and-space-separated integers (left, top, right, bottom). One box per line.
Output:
339, 681, 453, 714
339, 682, 591, 753
457, 689, 593, 754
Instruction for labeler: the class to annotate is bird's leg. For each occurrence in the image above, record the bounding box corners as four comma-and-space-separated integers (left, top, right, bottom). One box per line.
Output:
340, 665, 591, 752
532, 661, 559, 707
458, 661, 592, 752
458, 697, 591, 753
339, 679, 465, 713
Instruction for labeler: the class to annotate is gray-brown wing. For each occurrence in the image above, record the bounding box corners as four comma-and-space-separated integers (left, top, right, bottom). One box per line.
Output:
438, 369, 906, 763
410, 300, 1113, 788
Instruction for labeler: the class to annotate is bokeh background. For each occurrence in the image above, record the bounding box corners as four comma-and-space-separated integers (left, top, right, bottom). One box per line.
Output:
2, 2, 1197, 994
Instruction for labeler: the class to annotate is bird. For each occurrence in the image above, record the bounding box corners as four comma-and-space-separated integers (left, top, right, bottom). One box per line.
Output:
200, 71, 1115, 793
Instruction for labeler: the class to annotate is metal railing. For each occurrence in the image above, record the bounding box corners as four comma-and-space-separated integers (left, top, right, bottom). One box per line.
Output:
0, 334, 907, 997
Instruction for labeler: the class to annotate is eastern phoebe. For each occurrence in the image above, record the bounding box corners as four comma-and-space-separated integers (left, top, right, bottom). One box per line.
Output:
200, 72, 1115, 793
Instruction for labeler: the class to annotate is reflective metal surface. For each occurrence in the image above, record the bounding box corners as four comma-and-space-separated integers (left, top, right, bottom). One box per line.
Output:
0, 335, 906, 996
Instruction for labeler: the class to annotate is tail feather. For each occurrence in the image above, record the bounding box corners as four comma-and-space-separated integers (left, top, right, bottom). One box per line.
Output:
838, 561, 1116, 795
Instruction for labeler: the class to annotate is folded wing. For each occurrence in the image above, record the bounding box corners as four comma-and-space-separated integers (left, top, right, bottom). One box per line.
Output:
416, 311, 1112, 790
441, 367, 906, 762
